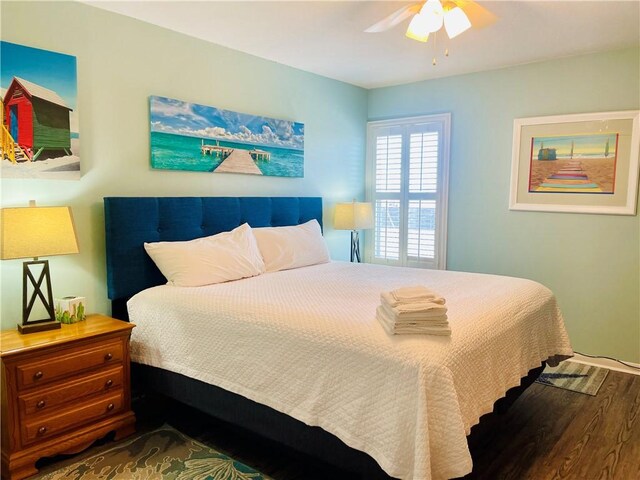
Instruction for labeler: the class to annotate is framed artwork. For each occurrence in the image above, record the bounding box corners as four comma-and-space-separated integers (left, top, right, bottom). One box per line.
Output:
510, 110, 639, 215
149, 96, 304, 177
0, 41, 79, 180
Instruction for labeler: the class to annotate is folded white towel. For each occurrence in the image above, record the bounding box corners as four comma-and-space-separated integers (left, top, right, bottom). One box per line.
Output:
388, 325, 452, 335
377, 306, 451, 336
390, 286, 446, 304
381, 291, 446, 308
377, 305, 450, 329
380, 299, 448, 319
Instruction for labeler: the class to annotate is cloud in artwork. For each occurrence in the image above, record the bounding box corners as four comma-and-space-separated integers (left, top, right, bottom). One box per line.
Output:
151, 97, 210, 126
149, 96, 304, 150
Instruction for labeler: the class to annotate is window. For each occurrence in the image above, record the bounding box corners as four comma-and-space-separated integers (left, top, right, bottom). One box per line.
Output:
365, 114, 450, 269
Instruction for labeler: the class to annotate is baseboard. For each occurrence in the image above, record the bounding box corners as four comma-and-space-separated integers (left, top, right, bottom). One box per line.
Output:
568, 354, 640, 376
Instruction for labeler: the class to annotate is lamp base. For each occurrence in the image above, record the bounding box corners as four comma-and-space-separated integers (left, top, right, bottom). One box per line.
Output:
22, 259, 56, 331
350, 230, 362, 263
18, 320, 61, 334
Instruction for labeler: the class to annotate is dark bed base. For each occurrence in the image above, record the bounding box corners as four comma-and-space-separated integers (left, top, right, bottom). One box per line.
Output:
132, 363, 394, 478
132, 362, 545, 479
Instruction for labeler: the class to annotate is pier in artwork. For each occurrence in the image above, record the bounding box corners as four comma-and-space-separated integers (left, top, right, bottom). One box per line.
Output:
214, 149, 263, 175
201, 139, 270, 175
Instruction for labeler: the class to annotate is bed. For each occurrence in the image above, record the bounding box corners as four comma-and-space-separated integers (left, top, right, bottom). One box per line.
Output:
104, 196, 573, 480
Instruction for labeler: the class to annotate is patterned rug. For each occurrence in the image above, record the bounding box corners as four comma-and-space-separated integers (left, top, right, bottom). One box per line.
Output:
38, 425, 271, 480
536, 361, 609, 396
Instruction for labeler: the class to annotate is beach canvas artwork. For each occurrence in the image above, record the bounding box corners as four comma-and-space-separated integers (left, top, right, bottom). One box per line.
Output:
1, 41, 79, 180
149, 96, 304, 177
528, 133, 618, 194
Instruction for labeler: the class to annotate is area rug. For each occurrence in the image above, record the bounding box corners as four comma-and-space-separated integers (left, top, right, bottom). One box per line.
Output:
536, 361, 609, 396
38, 425, 272, 480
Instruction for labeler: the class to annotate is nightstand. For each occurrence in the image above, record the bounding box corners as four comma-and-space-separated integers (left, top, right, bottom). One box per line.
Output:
1, 314, 136, 480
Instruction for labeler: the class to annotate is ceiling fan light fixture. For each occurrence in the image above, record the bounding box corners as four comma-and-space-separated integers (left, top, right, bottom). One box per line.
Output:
443, 6, 471, 39
420, 0, 444, 17
421, 0, 444, 32
405, 13, 431, 42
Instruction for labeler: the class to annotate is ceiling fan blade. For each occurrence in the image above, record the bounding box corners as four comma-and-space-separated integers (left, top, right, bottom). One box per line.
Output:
452, 0, 498, 29
364, 3, 423, 33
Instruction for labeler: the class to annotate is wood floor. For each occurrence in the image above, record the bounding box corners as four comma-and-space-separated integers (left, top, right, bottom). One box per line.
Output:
36, 369, 639, 480
461, 369, 640, 480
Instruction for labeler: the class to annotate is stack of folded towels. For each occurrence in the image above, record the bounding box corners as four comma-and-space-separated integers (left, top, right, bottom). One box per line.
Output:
377, 285, 450, 336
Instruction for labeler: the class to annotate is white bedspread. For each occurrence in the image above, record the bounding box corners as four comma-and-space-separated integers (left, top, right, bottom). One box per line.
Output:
128, 262, 572, 480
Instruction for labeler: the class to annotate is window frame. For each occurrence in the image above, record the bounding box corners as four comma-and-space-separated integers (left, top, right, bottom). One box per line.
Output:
364, 113, 451, 269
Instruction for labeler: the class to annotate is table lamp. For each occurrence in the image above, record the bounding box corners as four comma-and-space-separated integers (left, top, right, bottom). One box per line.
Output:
334, 201, 373, 263
1, 201, 79, 333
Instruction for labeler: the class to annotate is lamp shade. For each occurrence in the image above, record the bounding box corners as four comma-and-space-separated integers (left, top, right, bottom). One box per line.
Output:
405, 13, 431, 42
420, 0, 444, 32
334, 202, 374, 230
1, 206, 79, 260
420, 0, 444, 17
406, 0, 446, 42
444, 6, 471, 39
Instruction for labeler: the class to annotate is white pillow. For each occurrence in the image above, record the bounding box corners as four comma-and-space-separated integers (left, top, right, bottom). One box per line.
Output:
144, 223, 265, 287
253, 219, 330, 273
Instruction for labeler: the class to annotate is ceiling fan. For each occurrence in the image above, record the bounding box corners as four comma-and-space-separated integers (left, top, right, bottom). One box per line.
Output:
365, 0, 497, 43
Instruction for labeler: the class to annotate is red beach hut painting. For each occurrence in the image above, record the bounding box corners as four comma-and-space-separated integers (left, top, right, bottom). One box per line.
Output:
3, 77, 73, 161
1, 41, 79, 180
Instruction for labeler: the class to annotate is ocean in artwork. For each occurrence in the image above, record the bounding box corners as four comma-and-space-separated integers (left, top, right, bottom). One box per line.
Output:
150, 132, 304, 177
149, 96, 304, 177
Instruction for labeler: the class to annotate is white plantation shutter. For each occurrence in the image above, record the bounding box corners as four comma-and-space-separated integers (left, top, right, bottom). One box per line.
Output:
409, 131, 438, 193
375, 133, 402, 193
366, 114, 450, 269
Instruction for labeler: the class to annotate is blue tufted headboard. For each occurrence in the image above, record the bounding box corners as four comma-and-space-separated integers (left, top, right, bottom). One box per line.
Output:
104, 196, 323, 320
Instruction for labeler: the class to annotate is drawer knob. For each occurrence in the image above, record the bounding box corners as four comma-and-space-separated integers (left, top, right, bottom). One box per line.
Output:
37, 426, 47, 435
36, 400, 46, 409
104, 353, 113, 361
107, 403, 115, 411
105, 379, 113, 388
33, 371, 44, 380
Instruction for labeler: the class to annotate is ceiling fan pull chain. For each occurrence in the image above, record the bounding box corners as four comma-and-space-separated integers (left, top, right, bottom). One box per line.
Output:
433, 31, 438, 66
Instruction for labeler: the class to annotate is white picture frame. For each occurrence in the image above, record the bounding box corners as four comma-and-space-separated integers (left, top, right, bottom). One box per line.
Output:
510, 110, 639, 215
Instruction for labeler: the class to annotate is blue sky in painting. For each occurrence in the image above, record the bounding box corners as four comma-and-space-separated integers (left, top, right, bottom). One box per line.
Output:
150, 96, 304, 150
1, 41, 77, 111
532, 133, 617, 158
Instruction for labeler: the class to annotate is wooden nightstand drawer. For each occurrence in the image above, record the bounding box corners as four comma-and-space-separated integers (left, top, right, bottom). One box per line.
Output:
18, 366, 123, 417
2, 315, 136, 480
22, 390, 124, 445
17, 340, 123, 390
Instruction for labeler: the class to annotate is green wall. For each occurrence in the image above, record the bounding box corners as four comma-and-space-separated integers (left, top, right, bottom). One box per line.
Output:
0, 1, 367, 328
2, 2, 638, 364
369, 48, 640, 363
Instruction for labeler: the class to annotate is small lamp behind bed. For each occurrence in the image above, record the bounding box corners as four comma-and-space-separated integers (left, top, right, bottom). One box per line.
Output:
334, 201, 373, 263
1, 201, 79, 333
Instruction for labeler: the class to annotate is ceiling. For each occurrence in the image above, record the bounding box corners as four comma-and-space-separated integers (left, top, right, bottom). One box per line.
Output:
86, 1, 640, 89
